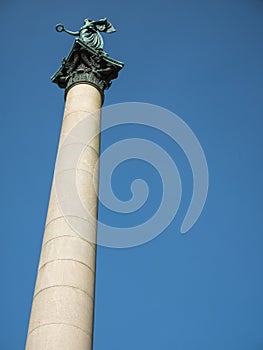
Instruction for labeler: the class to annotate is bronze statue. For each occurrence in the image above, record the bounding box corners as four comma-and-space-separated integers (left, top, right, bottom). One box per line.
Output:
56, 18, 116, 51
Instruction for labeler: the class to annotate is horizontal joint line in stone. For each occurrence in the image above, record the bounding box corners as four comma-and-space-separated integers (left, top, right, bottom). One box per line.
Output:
55, 167, 98, 179
58, 142, 99, 157
38, 259, 95, 274
27, 322, 92, 338
63, 109, 101, 120
33, 284, 94, 301
43, 234, 96, 250
45, 215, 97, 231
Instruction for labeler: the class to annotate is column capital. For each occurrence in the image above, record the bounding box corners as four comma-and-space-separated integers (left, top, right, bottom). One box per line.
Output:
51, 39, 124, 101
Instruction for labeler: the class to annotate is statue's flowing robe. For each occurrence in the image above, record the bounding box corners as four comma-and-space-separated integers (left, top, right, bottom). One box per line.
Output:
80, 29, 104, 50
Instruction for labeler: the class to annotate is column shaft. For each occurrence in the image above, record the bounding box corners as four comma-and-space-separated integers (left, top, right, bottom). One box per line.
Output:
26, 84, 102, 350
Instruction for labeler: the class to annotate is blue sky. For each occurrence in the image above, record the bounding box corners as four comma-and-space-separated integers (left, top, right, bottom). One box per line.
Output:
1, 0, 263, 349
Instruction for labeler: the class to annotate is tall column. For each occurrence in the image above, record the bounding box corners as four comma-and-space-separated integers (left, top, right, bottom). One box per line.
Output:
26, 25, 123, 350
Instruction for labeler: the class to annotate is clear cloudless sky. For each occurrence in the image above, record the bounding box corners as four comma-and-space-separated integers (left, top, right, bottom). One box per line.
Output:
0, 0, 263, 349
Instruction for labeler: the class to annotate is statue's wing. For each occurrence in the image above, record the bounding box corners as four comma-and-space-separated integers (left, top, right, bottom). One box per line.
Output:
95, 19, 116, 33
104, 21, 116, 33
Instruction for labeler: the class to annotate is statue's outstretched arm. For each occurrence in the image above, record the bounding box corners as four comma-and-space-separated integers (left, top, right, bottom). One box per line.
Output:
56, 24, 79, 36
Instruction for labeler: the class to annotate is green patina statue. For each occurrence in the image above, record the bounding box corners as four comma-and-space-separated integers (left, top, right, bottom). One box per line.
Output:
56, 17, 116, 51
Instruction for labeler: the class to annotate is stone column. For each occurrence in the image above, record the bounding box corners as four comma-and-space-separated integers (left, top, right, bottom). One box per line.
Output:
26, 38, 123, 350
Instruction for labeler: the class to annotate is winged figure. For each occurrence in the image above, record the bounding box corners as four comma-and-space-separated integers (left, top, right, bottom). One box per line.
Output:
56, 17, 116, 51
